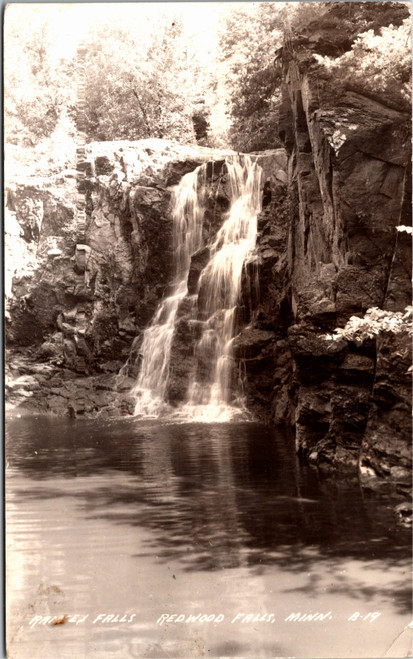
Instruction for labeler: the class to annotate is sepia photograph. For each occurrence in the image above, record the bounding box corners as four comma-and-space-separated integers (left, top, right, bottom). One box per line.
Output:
4, 2, 412, 658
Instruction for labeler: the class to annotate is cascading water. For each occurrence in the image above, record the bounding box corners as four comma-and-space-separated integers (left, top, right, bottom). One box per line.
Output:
132, 155, 262, 420
132, 165, 206, 416
183, 156, 262, 420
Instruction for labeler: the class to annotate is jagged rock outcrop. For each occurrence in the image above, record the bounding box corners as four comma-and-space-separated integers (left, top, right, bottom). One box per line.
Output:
5, 140, 233, 416
238, 6, 412, 493
6, 142, 288, 417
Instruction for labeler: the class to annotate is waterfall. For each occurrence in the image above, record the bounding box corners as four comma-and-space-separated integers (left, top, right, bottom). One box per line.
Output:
183, 156, 262, 420
131, 165, 206, 416
132, 155, 262, 420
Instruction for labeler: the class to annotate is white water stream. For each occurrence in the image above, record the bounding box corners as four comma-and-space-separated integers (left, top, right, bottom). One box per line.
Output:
132, 155, 262, 420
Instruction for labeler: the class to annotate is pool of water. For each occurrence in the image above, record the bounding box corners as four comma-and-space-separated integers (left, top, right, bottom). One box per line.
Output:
6, 413, 412, 658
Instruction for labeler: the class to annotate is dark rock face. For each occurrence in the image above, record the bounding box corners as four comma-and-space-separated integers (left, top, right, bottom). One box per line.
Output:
5, 141, 234, 412
166, 313, 197, 405
187, 247, 210, 295
236, 21, 411, 491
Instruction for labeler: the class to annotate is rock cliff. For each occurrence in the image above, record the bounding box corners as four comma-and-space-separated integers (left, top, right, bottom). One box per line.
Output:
5, 141, 233, 416
6, 142, 288, 418
235, 9, 412, 494
5, 14, 411, 494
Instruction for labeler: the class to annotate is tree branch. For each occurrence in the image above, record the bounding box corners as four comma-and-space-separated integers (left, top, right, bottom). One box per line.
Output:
132, 89, 150, 136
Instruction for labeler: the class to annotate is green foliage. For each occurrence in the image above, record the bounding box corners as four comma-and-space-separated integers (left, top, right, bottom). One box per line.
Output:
325, 307, 413, 345
293, 1, 408, 43
304, 2, 410, 40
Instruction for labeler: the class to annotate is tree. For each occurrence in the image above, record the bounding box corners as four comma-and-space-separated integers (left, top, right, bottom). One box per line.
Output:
83, 15, 198, 143
214, 1, 410, 151
214, 3, 284, 152
6, 3, 410, 153
4, 5, 75, 147
4, 6, 205, 148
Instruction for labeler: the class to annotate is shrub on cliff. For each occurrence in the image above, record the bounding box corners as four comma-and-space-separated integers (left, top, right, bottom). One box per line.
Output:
313, 17, 412, 111
325, 306, 413, 345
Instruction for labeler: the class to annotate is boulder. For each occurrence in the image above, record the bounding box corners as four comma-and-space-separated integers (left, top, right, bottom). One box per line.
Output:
232, 328, 276, 359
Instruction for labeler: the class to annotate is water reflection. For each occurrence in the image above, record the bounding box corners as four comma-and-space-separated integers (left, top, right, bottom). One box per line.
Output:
7, 415, 410, 585
6, 415, 413, 658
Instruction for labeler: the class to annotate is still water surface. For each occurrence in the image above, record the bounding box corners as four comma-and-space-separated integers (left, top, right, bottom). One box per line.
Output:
6, 414, 412, 658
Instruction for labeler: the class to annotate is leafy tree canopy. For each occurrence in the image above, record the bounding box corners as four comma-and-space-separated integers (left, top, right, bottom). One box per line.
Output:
83, 14, 200, 143
4, 2, 411, 153
4, 5, 75, 146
